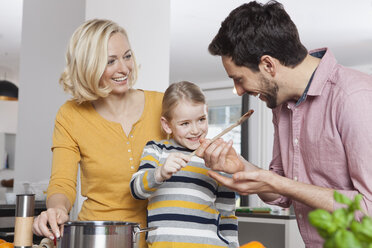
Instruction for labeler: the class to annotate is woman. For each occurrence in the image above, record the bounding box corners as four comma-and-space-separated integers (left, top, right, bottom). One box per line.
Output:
32, 19, 165, 248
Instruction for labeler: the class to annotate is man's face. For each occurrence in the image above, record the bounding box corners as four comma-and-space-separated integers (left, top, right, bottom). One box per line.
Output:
222, 56, 279, 109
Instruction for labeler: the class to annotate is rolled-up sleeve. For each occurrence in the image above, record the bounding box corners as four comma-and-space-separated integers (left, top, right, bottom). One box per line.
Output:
336, 88, 372, 218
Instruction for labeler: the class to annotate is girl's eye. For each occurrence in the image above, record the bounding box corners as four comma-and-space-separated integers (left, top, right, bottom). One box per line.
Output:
107, 59, 115, 65
198, 117, 206, 123
181, 122, 189, 126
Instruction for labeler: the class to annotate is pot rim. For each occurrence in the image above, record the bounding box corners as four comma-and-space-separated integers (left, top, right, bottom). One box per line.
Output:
63, 221, 140, 227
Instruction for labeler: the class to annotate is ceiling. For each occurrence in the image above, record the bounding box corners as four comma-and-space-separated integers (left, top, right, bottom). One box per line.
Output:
170, 0, 372, 85
1, 0, 372, 88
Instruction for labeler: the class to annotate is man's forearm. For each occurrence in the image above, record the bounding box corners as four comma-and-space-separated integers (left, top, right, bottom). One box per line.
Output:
240, 156, 334, 211
270, 174, 334, 211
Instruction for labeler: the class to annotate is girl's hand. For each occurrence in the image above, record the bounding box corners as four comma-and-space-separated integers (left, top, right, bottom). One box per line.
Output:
155, 152, 190, 182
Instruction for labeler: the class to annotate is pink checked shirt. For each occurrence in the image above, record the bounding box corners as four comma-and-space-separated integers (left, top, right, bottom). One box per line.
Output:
266, 48, 372, 247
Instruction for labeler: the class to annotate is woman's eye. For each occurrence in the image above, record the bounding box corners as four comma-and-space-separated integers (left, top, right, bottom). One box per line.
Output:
181, 122, 189, 126
124, 54, 132, 60
107, 59, 115, 65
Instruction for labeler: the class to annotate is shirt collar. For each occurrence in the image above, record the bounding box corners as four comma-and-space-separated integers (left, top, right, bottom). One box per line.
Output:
306, 48, 338, 96
295, 68, 316, 106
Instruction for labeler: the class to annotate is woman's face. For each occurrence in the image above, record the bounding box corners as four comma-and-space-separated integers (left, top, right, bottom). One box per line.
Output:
100, 32, 133, 95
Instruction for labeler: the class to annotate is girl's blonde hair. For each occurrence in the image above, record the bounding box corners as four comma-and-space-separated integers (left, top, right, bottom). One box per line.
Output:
162, 81, 206, 122
59, 19, 138, 103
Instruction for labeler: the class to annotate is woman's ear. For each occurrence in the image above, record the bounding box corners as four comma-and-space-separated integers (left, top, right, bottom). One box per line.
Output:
160, 117, 172, 135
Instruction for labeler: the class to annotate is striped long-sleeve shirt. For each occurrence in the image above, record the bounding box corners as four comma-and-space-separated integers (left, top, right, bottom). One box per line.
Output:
130, 139, 239, 248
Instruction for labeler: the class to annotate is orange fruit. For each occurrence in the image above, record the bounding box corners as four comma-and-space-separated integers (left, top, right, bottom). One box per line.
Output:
240, 241, 266, 248
0, 240, 5, 244
0, 242, 14, 248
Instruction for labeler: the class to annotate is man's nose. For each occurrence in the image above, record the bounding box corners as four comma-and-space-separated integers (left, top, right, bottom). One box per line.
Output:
235, 86, 245, 96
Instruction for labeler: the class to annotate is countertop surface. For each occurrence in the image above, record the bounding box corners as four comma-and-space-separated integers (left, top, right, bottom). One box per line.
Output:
0, 201, 296, 219
236, 211, 296, 219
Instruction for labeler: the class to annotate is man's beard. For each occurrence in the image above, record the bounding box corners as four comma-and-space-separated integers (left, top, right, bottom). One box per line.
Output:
259, 75, 279, 109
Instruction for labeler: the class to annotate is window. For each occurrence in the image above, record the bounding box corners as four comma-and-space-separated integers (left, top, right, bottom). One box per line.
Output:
207, 104, 242, 154
203, 87, 249, 206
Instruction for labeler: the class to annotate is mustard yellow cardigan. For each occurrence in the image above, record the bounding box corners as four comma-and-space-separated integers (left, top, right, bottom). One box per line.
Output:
47, 90, 164, 247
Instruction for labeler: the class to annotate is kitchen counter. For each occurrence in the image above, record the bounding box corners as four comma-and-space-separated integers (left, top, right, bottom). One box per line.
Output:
0, 201, 46, 229
237, 211, 305, 248
236, 211, 296, 220
0, 201, 47, 243
0, 201, 46, 217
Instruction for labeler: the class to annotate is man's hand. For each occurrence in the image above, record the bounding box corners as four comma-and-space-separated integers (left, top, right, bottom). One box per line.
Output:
155, 152, 190, 182
209, 169, 276, 194
195, 138, 244, 174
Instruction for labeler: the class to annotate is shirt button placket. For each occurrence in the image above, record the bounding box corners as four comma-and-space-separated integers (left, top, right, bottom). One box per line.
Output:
292, 106, 300, 183
127, 137, 134, 170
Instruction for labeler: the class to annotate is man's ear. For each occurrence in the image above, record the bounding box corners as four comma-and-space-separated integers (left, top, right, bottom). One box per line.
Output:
259, 55, 276, 77
160, 116, 172, 135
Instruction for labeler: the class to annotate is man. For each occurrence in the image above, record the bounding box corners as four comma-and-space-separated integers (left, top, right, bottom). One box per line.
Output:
195, 1, 372, 247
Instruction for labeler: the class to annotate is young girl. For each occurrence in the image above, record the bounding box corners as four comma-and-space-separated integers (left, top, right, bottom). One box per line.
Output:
130, 81, 239, 248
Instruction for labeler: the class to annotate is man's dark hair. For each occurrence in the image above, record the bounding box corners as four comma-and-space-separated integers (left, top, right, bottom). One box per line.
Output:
209, 1, 308, 71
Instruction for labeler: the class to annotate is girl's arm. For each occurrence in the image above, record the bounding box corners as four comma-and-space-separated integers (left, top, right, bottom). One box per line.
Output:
130, 142, 163, 200
130, 141, 189, 199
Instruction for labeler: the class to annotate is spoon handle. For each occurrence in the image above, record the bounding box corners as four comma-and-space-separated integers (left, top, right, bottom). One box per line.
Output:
188, 109, 254, 158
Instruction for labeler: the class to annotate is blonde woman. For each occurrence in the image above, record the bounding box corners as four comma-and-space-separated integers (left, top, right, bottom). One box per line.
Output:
32, 19, 165, 248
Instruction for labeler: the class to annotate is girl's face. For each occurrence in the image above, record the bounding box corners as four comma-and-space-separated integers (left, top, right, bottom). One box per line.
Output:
162, 100, 208, 150
100, 32, 133, 95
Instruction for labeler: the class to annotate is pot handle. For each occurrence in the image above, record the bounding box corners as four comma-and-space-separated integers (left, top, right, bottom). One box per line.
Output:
132, 226, 157, 248
134, 226, 157, 235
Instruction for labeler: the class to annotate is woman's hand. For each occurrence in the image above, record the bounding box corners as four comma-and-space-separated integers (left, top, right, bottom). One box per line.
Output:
33, 206, 69, 240
195, 138, 244, 174
155, 152, 190, 182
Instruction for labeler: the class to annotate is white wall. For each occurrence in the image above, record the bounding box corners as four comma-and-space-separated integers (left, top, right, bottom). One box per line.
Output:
14, 0, 171, 194
86, 0, 171, 92
13, 0, 86, 193
0, 101, 18, 134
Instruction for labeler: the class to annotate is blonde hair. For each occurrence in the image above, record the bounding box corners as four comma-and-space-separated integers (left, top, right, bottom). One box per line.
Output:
162, 81, 206, 122
59, 19, 138, 103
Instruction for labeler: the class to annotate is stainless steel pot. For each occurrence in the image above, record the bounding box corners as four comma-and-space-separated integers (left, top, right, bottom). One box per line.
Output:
57, 221, 155, 248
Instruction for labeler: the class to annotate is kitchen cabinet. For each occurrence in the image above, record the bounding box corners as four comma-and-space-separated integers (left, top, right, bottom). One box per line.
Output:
237, 212, 305, 248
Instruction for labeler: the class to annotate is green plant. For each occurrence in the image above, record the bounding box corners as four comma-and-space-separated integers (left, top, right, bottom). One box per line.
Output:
308, 191, 372, 248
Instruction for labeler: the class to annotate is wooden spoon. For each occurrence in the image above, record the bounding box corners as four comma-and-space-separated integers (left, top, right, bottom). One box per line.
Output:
188, 109, 254, 158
